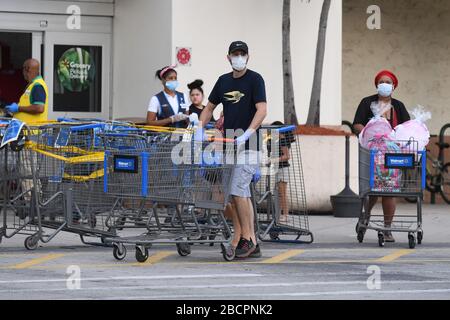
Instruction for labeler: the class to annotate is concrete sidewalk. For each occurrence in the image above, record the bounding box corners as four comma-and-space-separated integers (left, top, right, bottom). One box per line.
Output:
0, 203, 448, 249
309, 203, 449, 247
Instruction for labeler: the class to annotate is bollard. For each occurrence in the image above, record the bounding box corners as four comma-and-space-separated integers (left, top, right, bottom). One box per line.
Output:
331, 135, 361, 218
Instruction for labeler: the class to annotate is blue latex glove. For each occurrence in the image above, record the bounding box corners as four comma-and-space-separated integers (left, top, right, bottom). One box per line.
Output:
194, 127, 208, 142
235, 129, 255, 145
252, 168, 262, 183
5, 103, 19, 114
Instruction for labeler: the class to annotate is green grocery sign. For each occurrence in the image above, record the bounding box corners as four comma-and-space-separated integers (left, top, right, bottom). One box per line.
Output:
57, 48, 96, 92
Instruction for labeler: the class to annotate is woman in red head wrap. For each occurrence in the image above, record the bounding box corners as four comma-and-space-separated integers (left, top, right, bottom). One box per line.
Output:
353, 70, 410, 243
374, 70, 399, 90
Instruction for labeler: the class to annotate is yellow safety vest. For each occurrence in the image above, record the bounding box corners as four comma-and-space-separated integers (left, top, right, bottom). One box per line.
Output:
16, 76, 49, 123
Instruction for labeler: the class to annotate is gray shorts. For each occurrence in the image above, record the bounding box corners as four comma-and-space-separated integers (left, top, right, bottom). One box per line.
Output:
230, 150, 260, 198
276, 167, 290, 183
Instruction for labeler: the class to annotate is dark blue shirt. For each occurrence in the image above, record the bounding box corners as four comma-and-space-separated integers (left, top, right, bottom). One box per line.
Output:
209, 69, 266, 133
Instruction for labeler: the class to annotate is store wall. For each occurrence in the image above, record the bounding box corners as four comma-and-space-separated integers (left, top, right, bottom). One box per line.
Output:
112, 0, 172, 119
343, 0, 450, 134
170, 0, 342, 125
0, 0, 113, 16
0, 0, 114, 120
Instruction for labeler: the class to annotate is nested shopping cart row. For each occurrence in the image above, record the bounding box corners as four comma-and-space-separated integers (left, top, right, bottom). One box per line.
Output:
0, 119, 314, 262
100, 131, 238, 261
0, 120, 124, 249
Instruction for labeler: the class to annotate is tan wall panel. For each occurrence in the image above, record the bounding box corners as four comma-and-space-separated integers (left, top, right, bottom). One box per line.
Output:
343, 0, 450, 134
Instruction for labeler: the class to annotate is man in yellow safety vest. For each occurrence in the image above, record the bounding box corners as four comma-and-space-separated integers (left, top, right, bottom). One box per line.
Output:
5, 59, 48, 123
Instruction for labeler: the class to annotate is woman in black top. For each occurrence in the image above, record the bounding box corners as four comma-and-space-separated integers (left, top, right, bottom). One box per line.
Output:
187, 80, 215, 122
353, 70, 410, 243
353, 70, 410, 133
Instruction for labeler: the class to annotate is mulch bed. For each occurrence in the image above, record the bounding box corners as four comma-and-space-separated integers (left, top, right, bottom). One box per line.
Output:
295, 125, 350, 136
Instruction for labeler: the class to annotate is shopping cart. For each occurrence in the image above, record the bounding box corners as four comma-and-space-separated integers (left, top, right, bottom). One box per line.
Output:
0, 120, 40, 246
101, 128, 236, 262
252, 125, 313, 244
356, 139, 426, 248
20, 122, 118, 249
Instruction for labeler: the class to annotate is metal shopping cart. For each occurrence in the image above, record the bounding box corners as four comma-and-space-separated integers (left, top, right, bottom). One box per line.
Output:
356, 139, 426, 248
101, 128, 236, 262
20, 123, 118, 249
0, 120, 40, 246
252, 125, 313, 244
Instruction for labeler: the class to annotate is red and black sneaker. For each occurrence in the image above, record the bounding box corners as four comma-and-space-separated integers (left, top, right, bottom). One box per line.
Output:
235, 238, 256, 258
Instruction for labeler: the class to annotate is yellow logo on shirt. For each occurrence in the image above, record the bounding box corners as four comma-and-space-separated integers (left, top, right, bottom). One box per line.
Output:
224, 91, 245, 104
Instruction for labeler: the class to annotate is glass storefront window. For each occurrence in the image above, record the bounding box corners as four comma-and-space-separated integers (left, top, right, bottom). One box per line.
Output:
53, 45, 102, 112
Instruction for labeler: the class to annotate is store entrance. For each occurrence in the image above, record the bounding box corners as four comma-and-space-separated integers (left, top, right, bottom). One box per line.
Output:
0, 32, 32, 107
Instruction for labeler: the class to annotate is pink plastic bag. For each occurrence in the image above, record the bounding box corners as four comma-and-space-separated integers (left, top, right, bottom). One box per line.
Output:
394, 106, 431, 151
359, 102, 395, 149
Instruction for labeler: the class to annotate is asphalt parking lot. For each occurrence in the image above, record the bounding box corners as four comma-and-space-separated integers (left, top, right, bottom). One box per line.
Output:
0, 203, 449, 300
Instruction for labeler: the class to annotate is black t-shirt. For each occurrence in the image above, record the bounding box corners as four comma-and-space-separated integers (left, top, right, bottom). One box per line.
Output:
268, 131, 295, 168
353, 94, 410, 128
209, 69, 266, 149
189, 104, 216, 122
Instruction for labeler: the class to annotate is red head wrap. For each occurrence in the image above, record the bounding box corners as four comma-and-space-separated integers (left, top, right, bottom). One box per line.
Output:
375, 70, 398, 89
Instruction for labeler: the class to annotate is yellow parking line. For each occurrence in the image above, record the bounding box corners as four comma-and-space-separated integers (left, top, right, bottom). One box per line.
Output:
261, 250, 305, 264
376, 249, 415, 263
131, 251, 176, 266
23, 258, 450, 270
11, 254, 66, 270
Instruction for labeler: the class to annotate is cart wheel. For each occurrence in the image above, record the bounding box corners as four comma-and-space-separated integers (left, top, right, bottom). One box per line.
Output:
408, 234, 416, 249
113, 243, 127, 261
378, 232, 385, 247
355, 221, 365, 234
355, 218, 369, 233
221, 244, 235, 262
135, 246, 149, 263
269, 231, 280, 241
24, 236, 39, 251
176, 243, 191, 257
357, 229, 366, 243
417, 231, 423, 245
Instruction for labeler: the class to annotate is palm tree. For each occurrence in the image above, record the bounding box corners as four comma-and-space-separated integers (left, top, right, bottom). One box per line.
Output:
306, 0, 331, 126
282, 0, 298, 126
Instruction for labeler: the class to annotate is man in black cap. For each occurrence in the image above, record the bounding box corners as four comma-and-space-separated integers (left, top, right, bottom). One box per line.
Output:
197, 41, 267, 259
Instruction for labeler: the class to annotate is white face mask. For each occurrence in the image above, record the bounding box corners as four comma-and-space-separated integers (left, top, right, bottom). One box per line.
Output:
230, 55, 248, 72
377, 83, 394, 97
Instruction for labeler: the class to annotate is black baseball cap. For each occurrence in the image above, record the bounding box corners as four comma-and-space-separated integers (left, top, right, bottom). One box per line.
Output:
228, 41, 249, 55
